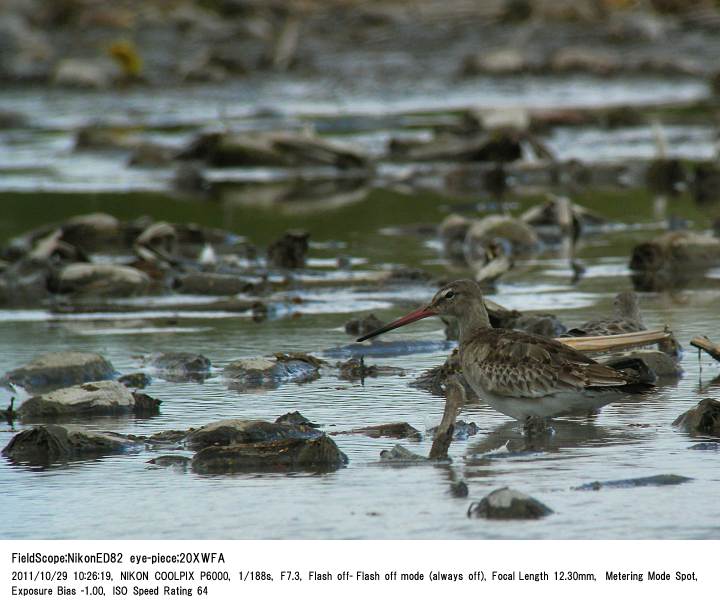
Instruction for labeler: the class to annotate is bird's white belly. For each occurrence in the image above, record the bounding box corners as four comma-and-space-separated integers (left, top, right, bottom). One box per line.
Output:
472, 386, 622, 420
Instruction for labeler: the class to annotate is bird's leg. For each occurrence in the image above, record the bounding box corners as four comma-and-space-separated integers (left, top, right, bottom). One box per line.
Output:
523, 415, 551, 437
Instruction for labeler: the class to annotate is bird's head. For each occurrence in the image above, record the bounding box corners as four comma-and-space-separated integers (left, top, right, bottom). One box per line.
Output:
357, 279, 484, 342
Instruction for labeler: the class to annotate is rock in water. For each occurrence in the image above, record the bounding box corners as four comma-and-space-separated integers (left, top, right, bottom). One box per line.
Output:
60, 213, 123, 251
186, 419, 322, 451
467, 487, 553, 519
630, 231, 720, 274
17, 381, 146, 421
118, 372, 151, 389
673, 398, 720, 435
464, 214, 538, 259
379, 444, 427, 462
223, 353, 322, 391
344, 314, 385, 336
275, 411, 320, 428
2, 425, 136, 464
147, 352, 211, 382
191, 436, 347, 473
337, 358, 405, 382
131, 392, 162, 417
605, 351, 682, 383
2, 352, 116, 393
53, 263, 150, 297
146, 455, 192, 469
267, 230, 309, 268
332, 422, 422, 441
450, 480, 469, 498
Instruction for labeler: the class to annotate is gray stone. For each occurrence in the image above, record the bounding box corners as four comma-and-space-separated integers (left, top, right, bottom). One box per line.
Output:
118, 372, 151, 389
54, 263, 150, 297
148, 352, 211, 383
191, 436, 347, 473
275, 411, 320, 428
131, 392, 162, 417
2, 425, 136, 464
60, 213, 123, 251
17, 381, 136, 421
379, 444, 427, 462
223, 353, 322, 391
3, 351, 116, 393
186, 419, 322, 451
606, 350, 682, 383
467, 488, 553, 519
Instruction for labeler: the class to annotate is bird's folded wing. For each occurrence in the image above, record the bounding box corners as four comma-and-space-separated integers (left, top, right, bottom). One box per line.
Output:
466, 330, 630, 398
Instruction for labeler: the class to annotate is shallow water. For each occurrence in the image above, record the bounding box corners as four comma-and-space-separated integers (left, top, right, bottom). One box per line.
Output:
1, 186, 720, 540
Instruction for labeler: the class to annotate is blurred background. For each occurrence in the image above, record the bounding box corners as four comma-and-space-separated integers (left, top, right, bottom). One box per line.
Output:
2, 0, 720, 232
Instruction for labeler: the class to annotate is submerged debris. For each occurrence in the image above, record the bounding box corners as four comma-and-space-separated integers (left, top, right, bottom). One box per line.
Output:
574, 474, 692, 491
333, 422, 422, 441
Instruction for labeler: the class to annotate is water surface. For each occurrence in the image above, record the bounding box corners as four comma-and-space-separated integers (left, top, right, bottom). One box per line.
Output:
1, 188, 719, 539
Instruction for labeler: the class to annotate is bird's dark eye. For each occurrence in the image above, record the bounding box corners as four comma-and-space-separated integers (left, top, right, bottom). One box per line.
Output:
445, 290, 455, 300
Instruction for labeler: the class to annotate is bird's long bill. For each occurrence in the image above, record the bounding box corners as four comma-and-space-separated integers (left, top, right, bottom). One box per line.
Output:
356, 307, 437, 342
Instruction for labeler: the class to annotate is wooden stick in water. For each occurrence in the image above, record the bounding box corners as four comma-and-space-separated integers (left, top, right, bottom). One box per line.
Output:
557, 329, 672, 353
691, 335, 720, 363
429, 376, 465, 460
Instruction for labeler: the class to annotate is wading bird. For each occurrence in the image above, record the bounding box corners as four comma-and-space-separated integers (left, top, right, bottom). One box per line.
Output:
357, 280, 651, 420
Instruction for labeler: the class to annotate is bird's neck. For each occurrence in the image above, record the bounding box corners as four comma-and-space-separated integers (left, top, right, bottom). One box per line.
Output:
458, 300, 491, 344
617, 304, 642, 323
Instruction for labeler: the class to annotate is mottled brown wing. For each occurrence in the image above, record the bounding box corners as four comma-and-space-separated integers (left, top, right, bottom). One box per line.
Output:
461, 328, 631, 398
568, 318, 647, 337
